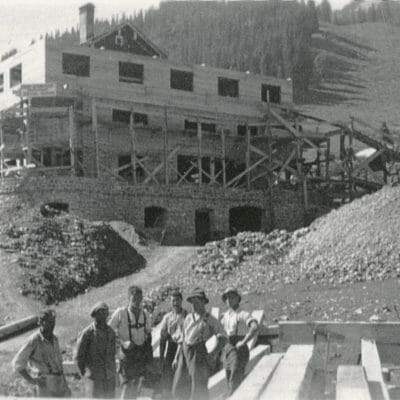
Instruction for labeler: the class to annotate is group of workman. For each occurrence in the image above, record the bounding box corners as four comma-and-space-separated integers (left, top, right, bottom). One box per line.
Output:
12, 285, 259, 400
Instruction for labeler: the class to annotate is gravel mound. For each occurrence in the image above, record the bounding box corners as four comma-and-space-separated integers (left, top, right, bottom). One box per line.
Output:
286, 185, 400, 285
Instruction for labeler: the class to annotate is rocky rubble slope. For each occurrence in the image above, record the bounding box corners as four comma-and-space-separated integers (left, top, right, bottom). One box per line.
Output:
0, 205, 145, 304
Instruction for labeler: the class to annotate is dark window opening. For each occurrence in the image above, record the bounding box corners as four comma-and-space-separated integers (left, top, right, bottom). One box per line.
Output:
62, 53, 90, 77
10, 64, 22, 88
229, 206, 263, 235
118, 154, 144, 181
261, 84, 281, 104
170, 69, 193, 91
40, 147, 71, 167
184, 120, 216, 133
237, 125, 258, 137
112, 109, 148, 126
218, 77, 239, 98
119, 62, 144, 84
40, 202, 69, 217
0, 74, 4, 93
145, 206, 167, 228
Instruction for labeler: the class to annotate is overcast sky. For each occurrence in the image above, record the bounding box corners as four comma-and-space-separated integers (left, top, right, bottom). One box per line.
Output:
0, 0, 349, 55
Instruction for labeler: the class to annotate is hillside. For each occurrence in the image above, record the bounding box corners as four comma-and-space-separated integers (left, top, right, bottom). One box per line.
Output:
303, 21, 400, 135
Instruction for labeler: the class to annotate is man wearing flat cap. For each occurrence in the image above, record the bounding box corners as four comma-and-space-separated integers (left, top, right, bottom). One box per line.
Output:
75, 302, 116, 398
109, 285, 152, 399
220, 288, 258, 395
159, 288, 188, 398
12, 309, 71, 397
172, 287, 225, 400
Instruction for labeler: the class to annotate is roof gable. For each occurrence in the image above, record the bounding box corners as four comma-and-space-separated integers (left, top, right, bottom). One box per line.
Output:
87, 23, 167, 59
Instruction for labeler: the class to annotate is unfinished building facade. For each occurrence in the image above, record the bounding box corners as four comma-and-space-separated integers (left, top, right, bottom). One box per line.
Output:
2, 3, 370, 245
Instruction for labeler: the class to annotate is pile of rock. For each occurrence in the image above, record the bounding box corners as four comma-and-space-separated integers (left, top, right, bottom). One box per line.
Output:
286, 185, 400, 285
191, 229, 309, 280
0, 210, 145, 304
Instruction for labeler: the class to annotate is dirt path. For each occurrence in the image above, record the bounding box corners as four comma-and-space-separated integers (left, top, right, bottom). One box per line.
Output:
0, 245, 197, 393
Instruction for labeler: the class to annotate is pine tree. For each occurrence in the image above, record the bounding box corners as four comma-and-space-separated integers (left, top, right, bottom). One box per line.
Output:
318, 0, 333, 23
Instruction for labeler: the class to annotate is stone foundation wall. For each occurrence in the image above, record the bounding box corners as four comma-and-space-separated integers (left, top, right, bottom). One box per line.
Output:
0, 175, 319, 244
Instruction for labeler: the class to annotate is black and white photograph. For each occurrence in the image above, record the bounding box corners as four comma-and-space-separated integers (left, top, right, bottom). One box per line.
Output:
1, 0, 400, 398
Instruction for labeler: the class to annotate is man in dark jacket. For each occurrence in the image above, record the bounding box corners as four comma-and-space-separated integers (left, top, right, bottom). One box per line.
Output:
75, 302, 116, 399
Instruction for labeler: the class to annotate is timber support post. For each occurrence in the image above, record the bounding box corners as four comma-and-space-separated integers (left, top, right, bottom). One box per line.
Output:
68, 106, 75, 176
221, 128, 226, 188
163, 107, 169, 185
91, 98, 100, 178
197, 120, 202, 186
129, 109, 137, 185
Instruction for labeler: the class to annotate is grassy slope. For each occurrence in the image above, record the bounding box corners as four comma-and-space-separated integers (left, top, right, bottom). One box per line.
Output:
302, 22, 400, 134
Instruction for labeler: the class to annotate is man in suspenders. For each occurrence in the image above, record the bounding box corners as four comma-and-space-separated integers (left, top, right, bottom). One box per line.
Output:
220, 288, 258, 396
109, 286, 152, 399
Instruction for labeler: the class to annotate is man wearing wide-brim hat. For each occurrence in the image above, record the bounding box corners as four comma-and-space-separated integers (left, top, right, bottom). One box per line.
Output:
75, 302, 116, 398
220, 288, 258, 396
172, 288, 226, 400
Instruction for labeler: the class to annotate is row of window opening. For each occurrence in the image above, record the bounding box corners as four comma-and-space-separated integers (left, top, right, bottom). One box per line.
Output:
61, 53, 281, 103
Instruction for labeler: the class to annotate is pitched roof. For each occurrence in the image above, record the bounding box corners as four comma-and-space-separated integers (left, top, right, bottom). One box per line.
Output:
83, 22, 167, 59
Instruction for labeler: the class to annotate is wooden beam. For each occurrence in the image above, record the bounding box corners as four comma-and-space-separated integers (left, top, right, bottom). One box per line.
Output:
129, 110, 137, 185
143, 146, 180, 185
352, 150, 384, 177
269, 109, 318, 150
279, 148, 297, 176
0, 120, 4, 179
336, 366, 372, 400
259, 345, 314, 400
92, 98, 100, 177
221, 129, 226, 188
349, 118, 355, 200
226, 155, 269, 188
68, 106, 75, 177
246, 123, 251, 189
361, 339, 390, 400
229, 353, 283, 400
176, 165, 195, 186
325, 138, 331, 180
138, 158, 160, 185
197, 120, 202, 186
163, 107, 169, 185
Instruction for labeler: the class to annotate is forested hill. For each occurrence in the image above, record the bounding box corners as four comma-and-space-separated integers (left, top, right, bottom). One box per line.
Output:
48, 1, 319, 101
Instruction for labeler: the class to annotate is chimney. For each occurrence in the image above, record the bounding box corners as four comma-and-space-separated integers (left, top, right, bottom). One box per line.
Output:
79, 3, 95, 44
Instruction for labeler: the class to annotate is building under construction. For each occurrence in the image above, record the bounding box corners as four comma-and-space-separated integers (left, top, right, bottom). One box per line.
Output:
0, 3, 397, 245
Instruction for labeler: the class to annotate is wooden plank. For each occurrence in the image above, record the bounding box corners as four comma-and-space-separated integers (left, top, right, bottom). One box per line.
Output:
259, 345, 314, 400
361, 339, 390, 400
0, 120, 4, 179
208, 345, 270, 400
229, 353, 283, 400
336, 365, 372, 400
163, 107, 169, 185
197, 120, 202, 186
279, 321, 400, 348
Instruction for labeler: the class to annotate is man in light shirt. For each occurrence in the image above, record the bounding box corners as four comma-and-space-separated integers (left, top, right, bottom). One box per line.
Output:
159, 289, 187, 398
12, 309, 70, 397
109, 285, 152, 399
220, 288, 258, 396
172, 287, 225, 400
